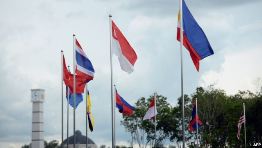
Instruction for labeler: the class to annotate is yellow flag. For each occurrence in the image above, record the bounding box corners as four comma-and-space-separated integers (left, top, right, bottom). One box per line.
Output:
86, 90, 94, 131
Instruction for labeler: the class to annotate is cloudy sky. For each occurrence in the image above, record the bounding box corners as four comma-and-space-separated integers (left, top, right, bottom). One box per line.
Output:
0, 0, 262, 147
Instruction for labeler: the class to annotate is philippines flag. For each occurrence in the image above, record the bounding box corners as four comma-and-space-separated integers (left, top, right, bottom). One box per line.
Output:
111, 20, 137, 74
188, 104, 203, 132
177, 0, 214, 71
115, 89, 135, 116
75, 38, 95, 82
143, 97, 157, 120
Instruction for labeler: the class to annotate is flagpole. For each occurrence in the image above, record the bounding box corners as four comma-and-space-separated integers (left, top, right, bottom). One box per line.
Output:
179, 0, 185, 147
86, 87, 88, 148
154, 93, 157, 147
73, 34, 76, 148
67, 66, 71, 148
109, 14, 116, 148
196, 98, 199, 148
243, 103, 246, 148
61, 50, 64, 145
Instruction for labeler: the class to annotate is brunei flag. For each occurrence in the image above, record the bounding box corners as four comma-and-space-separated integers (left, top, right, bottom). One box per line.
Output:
86, 91, 94, 132
177, 0, 214, 71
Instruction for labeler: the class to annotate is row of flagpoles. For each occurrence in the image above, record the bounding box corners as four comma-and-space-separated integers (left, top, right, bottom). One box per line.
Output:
59, 0, 244, 147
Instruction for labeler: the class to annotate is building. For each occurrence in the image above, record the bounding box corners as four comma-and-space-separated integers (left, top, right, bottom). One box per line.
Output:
31, 89, 45, 148
61, 130, 97, 148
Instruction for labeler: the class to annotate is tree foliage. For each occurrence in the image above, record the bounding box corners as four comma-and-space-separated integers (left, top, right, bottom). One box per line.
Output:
121, 94, 179, 147
121, 87, 262, 147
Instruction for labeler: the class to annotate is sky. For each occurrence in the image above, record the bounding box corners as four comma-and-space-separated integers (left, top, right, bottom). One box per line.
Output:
0, 0, 262, 147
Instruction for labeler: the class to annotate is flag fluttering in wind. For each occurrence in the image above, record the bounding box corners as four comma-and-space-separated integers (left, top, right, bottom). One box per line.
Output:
188, 104, 202, 132
66, 86, 83, 108
63, 55, 87, 93
177, 0, 214, 71
111, 20, 137, 73
75, 38, 95, 82
143, 97, 157, 120
115, 89, 135, 116
237, 114, 245, 140
86, 90, 94, 132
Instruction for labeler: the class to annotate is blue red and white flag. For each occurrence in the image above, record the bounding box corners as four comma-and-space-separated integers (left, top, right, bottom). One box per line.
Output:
237, 114, 245, 140
177, 0, 214, 71
111, 20, 137, 74
75, 38, 95, 82
115, 89, 135, 116
188, 104, 203, 132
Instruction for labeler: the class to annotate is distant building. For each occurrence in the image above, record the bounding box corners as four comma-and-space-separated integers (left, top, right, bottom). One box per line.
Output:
61, 130, 97, 148
31, 89, 45, 148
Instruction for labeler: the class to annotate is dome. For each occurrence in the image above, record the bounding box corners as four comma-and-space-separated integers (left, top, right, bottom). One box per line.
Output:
61, 130, 97, 148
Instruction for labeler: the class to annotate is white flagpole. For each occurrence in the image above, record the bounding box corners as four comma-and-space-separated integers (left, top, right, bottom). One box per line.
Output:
196, 98, 199, 148
86, 87, 88, 148
109, 14, 116, 148
179, 0, 185, 147
61, 51, 64, 145
73, 34, 76, 148
67, 66, 71, 148
243, 103, 246, 148
154, 93, 157, 147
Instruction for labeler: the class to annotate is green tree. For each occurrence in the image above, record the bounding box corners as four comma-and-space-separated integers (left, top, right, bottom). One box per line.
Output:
45, 140, 59, 148
121, 94, 179, 147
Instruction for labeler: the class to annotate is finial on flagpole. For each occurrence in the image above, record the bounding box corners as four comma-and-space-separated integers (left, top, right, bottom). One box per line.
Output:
73, 34, 76, 37
61, 50, 63, 53
109, 14, 112, 18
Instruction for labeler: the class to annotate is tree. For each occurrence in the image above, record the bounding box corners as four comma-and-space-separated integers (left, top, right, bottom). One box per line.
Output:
121, 94, 179, 147
45, 140, 59, 148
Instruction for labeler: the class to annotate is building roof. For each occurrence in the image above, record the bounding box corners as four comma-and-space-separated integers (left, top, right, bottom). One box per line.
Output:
61, 130, 96, 145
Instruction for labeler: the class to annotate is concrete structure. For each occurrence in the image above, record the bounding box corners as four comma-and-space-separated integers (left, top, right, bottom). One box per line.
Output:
31, 89, 45, 148
61, 130, 97, 148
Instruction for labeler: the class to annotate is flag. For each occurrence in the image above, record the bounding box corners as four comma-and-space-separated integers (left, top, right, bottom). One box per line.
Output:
86, 91, 94, 132
66, 86, 83, 108
75, 38, 95, 82
237, 114, 245, 140
63, 55, 86, 93
143, 97, 157, 120
177, 0, 214, 71
111, 20, 137, 73
188, 104, 203, 132
115, 89, 135, 116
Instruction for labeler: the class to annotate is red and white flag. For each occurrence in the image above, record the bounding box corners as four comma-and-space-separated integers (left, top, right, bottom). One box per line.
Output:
143, 97, 157, 120
111, 20, 137, 73
237, 115, 245, 140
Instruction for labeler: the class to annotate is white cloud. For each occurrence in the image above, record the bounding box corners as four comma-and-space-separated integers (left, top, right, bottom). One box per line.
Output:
1, 0, 262, 147
200, 46, 262, 94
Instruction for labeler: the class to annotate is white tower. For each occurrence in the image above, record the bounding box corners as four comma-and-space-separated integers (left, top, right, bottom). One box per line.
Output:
31, 89, 45, 148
